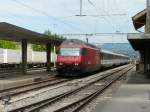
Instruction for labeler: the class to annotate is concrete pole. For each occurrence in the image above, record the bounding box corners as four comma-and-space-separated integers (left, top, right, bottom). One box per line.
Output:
80, 0, 83, 15
144, 0, 150, 73
22, 39, 27, 75
46, 43, 51, 71
146, 0, 150, 32
53, 46, 56, 67
147, 0, 150, 7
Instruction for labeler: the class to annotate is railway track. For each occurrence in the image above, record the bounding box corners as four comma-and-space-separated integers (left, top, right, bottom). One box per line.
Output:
0, 67, 56, 80
0, 76, 71, 100
54, 66, 133, 112
0, 67, 48, 74
6, 64, 134, 112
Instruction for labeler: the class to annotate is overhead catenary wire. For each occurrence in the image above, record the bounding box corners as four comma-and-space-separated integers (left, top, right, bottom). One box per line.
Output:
60, 33, 128, 36
87, 0, 129, 33
11, 0, 87, 33
86, 0, 117, 31
11, 0, 131, 35
87, 0, 97, 9
8, 1, 74, 34
111, 0, 133, 33
60, 33, 129, 44
11, 0, 119, 33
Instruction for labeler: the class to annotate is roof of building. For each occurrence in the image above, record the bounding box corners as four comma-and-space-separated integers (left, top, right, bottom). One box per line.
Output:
0, 22, 63, 45
128, 33, 150, 50
132, 9, 146, 30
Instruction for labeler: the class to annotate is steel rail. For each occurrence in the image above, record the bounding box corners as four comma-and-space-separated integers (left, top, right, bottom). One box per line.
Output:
0, 66, 126, 100
54, 66, 133, 112
0, 77, 70, 99
0, 67, 47, 74
9, 65, 133, 112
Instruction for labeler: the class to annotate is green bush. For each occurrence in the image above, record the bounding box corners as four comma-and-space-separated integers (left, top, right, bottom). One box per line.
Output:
0, 40, 19, 49
32, 45, 56, 52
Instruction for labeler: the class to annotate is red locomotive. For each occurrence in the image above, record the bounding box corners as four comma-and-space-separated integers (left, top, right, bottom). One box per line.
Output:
56, 39, 129, 76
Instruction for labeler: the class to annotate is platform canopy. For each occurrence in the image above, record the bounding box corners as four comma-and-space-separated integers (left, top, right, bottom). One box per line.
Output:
128, 33, 150, 50
0, 22, 64, 74
0, 22, 63, 45
132, 9, 146, 30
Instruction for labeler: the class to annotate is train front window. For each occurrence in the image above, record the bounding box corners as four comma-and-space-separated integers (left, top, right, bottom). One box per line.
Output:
59, 48, 80, 56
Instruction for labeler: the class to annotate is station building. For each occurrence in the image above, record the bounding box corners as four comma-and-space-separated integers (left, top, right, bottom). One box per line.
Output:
128, 8, 150, 75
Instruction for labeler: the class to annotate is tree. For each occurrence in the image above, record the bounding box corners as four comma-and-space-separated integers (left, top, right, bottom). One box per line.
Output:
32, 30, 65, 52
44, 30, 52, 37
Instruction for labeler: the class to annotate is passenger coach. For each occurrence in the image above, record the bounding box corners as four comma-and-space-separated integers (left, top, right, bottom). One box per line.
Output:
56, 39, 129, 76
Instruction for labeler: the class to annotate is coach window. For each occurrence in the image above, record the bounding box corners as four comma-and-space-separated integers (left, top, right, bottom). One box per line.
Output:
81, 48, 87, 55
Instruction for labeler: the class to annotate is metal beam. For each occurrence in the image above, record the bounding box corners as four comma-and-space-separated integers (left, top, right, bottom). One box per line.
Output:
60, 33, 130, 36
46, 43, 51, 71
80, 0, 83, 15
22, 39, 27, 75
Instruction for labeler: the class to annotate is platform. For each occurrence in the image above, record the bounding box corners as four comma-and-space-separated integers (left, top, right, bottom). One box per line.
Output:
0, 70, 55, 91
94, 70, 150, 112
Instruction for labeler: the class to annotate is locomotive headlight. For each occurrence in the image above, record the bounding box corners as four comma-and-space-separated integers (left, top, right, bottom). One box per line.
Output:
75, 63, 79, 66
59, 63, 63, 65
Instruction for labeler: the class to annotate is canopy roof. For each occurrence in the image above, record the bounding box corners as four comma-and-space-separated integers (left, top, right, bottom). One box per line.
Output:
0, 22, 63, 45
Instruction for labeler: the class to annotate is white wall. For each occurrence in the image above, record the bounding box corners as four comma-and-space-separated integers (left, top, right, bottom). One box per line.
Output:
0, 48, 57, 63
7, 49, 21, 63
0, 49, 4, 63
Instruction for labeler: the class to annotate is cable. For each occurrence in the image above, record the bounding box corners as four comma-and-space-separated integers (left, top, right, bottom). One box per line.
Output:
87, 0, 116, 30
12, 0, 50, 17
87, 0, 130, 33
11, 0, 86, 33
87, 0, 97, 9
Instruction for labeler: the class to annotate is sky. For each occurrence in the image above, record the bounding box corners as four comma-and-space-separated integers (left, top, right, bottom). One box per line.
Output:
0, 0, 146, 43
